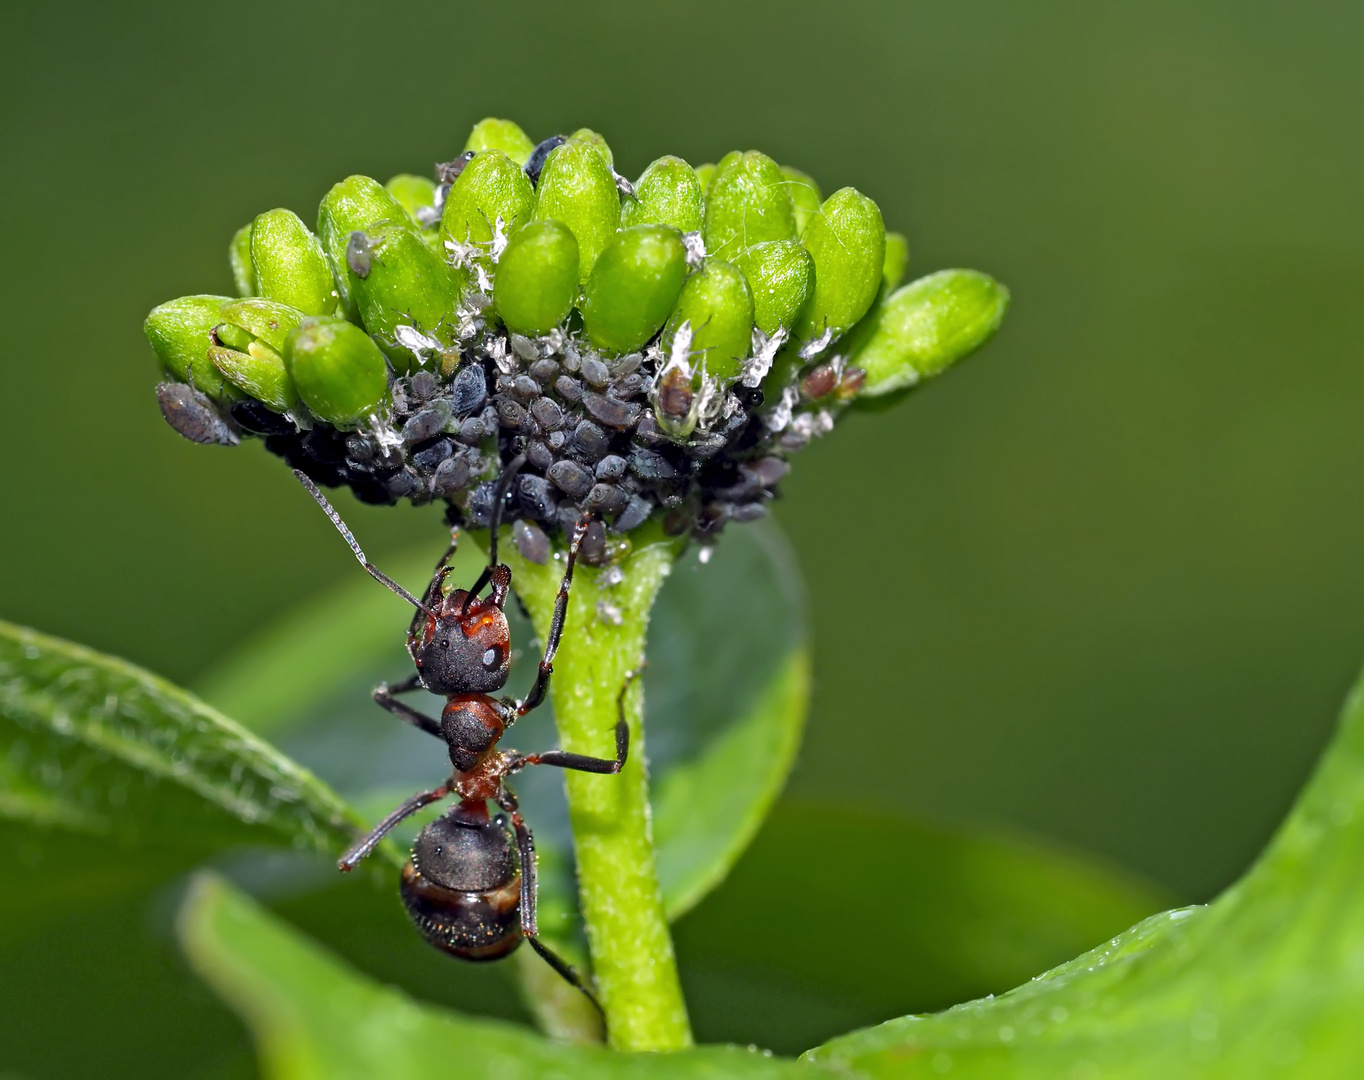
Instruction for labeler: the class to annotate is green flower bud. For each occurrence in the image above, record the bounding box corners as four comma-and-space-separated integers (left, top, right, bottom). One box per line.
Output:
694, 163, 716, 193
780, 165, 822, 236
795, 186, 885, 340
317, 176, 410, 320
493, 220, 579, 335
851, 270, 1009, 398
284, 317, 389, 427
621, 156, 703, 233
581, 225, 688, 354
214, 321, 254, 351
665, 259, 754, 381
249, 209, 337, 317
734, 240, 813, 335
533, 139, 621, 283
229, 223, 255, 297
386, 174, 438, 226
568, 127, 614, 169
702, 150, 797, 262
144, 295, 234, 396
836, 229, 913, 362
219, 297, 304, 352
206, 298, 305, 412
463, 118, 536, 167
208, 340, 295, 412
351, 223, 460, 369
440, 149, 535, 253
883, 231, 909, 293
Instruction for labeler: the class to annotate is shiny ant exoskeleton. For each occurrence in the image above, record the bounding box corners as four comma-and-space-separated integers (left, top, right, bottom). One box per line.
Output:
291, 459, 629, 1012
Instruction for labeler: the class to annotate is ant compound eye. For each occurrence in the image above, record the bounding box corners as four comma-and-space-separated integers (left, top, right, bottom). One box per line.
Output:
482, 646, 502, 670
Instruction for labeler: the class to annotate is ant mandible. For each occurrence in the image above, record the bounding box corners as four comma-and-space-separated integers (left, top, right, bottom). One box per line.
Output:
291, 456, 630, 1012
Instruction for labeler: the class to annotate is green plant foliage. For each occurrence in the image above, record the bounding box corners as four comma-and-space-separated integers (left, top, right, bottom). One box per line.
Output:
179, 873, 814, 1080
805, 668, 1364, 1077
0, 620, 373, 866
675, 803, 1171, 1053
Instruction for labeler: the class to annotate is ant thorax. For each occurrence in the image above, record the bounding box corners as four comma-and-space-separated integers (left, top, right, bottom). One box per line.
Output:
441, 696, 509, 778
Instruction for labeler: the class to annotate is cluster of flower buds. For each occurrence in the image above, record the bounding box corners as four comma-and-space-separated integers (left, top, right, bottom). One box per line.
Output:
146, 118, 1008, 559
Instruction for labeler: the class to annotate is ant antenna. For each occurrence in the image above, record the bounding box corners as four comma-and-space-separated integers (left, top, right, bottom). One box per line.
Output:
293, 469, 437, 618
462, 454, 526, 615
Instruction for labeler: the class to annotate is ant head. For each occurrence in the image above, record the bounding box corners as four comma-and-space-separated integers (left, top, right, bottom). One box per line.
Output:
411, 566, 512, 694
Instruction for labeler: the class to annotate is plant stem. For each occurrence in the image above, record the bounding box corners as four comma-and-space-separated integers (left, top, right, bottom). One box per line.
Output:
502, 525, 693, 1051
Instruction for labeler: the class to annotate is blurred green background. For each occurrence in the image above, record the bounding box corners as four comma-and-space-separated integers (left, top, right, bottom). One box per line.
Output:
2, 0, 1362, 1070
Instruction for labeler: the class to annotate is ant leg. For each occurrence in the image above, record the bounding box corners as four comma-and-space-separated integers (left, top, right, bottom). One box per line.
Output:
374, 676, 442, 738
293, 470, 434, 618
513, 517, 590, 717
505, 807, 604, 1020
506, 664, 637, 774
506, 721, 628, 775
462, 454, 526, 615
408, 529, 459, 642
339, 781, 451, 871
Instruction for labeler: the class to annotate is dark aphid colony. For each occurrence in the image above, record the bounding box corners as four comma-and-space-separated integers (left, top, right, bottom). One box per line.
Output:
145, 117, 1010, 561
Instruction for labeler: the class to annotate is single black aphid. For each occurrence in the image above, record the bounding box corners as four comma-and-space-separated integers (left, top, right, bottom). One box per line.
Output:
293, 460, 628, 1016
523, 134, 566, 185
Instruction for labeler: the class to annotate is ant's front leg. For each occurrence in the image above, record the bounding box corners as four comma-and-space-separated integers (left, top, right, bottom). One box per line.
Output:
339, 780, 452, 871
373, 673, 442, 738
408, 527, 460, 642
513, 517, 590, 718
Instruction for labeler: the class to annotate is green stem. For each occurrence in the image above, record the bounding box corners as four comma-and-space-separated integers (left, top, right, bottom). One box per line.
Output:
502, 525, 693, 1051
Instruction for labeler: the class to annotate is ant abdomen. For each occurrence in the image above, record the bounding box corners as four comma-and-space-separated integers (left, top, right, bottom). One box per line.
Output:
400, 810, 522, 961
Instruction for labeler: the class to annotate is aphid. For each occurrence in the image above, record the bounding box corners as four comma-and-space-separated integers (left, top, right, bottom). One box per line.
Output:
156, 381, 240, 446
292, 460, 628, 1014
613, 170, 638, 201
524, 135, 566, 185
345, 231, 372, 279
436, 150, 476, 185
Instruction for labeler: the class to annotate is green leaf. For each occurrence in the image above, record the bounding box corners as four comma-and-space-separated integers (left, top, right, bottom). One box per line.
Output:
805, 667, 1364, 1077
0, 619, 377, 872
647, 522, 810, 919
179, 872, 821, 1080
675, 802, 1172, 1055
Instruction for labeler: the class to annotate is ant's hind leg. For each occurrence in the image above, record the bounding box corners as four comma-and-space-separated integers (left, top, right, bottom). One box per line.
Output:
507, 811, 605, 1021
339, 781, 451, 870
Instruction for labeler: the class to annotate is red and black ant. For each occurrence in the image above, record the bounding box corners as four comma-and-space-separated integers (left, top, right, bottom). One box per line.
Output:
291, 458, 629, 1013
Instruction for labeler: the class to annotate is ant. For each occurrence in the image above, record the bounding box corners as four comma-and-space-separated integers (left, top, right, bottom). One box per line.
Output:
291, 457, 630, 1014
